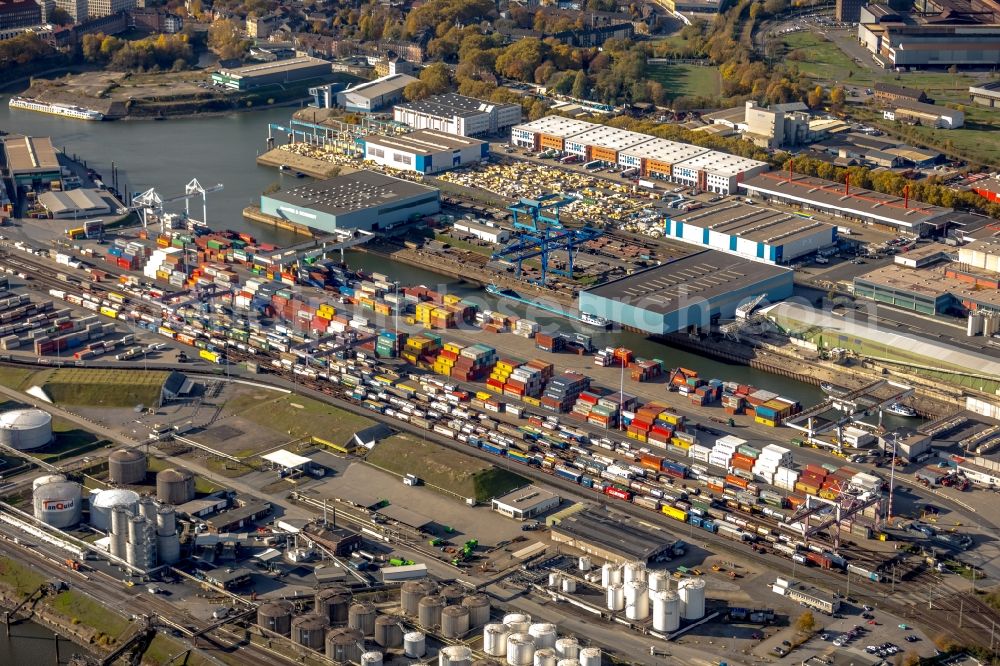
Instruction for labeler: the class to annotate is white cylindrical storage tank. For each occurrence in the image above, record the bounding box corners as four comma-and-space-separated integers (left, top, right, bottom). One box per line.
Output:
648, 569, 667, 592
90, 488, 139, 532
679, 578, 706, 620
462, 594, 491, 628
361, 651, 383, 666
606, 584, 624, 611
441, 604, 471, 639
128, 515, 146, 544
577, 556, 591, 572
156, 505, 175, 536
33, 479, 81, 528
600, 563, 621, 587
622, 561, 645, 585
554, 638, 579, 659
440, 645, 473, 666
579, 647, 601, 666
33, 474, 65, 491
403, 631, 425, 658
560, 577, 576, 594
0, 409, 52, 450
503, 613, 531, 633
484, 623, 510, 657
556, 660, 581, 666
417, 595, 445, 629
138, 496, 158, 522
625, 581, 649, 621
652, 590, 680, 632
506, 633, 535, 666
533, 648, 556, 666
528, 623, 557, 649
548, 572, 561, 588
108, 448, 146, 485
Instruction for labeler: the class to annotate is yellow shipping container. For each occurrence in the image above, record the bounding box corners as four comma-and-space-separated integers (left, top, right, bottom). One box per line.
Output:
443, 342, 464, 354
475, 391, 491, 401
443, 294, 462, 305
754, 416, 777, 427
405, 317, 416, 325
99, 306, 119, 318
523, 396, 541, 407
669, 438, 691, 449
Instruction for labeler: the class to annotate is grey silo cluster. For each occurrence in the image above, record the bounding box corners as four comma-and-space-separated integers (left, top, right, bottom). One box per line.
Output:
156, 467, 195, 504
400, 579, 437, 617
315, 586, 352, 624
417, 594, 446, 630
156, 505, 179, 564
108, 448, 147, 485
101, 492, 179, 570
257, 600, 295, 636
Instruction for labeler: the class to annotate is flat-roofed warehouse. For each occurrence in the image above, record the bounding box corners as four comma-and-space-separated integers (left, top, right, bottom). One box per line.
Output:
671, 151, 769, 195
740, 172, 954, 235
259, 170, 440, 233
211, 56, 332, 90
853, 262, 1000, 315
361, 130, 488, 174
618, 137, 710, 177
3, 135, 60, 187
510, 116, 602, 151
337, 73, 416, 113
563, 125, 654, 162
491, 485, 560, 521
665, 200, 837, 264
393, 93, 522, 137
578, 249, 794, 334
550, 507, 679, 563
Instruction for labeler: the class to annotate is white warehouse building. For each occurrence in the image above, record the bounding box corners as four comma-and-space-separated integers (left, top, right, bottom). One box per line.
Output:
669, 151, 769, 195
665, 200, 837, 264
452, 219, 511, 244
393, 93, 522, 137
361, 130, 488, 174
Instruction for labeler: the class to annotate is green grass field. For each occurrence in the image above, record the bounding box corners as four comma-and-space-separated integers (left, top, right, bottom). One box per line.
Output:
33, 368, 169, 407
367, 433, 528, 502
232, 393, 374, 446
0, 555, 46, 596
50, 590, 130, 640
647, 63, 721, 100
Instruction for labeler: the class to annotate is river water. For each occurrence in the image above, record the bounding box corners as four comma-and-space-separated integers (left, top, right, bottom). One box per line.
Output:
0, 619, 86, 664
0, 98, 925, 416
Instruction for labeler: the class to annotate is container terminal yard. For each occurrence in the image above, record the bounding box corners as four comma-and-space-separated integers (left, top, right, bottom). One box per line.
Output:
2, 119, 1000, 666
0, 204, 992, 666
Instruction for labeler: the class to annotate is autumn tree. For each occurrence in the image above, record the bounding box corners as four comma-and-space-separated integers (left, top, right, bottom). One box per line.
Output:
829, 86, 847, 109
208, 18, 249, 60
795, 610, 816, 634
419, 63, 452, 95
807, 85, 825, 109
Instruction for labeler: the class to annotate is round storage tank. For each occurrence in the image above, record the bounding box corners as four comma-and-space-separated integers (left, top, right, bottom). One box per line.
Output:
528, 623, 556, 649
32, 474, 65, 491
156, 468, 195, 505
257, 600, 294, 636
556, 660, 581, 666
625, 581, 649, 621
534, 648, 556, 666
561, 578, 576, 594
373, 614, 402, 648
315, 586, 352, 625
90, 488, 139, 532
403, 631, 425, 658
0, 409, 52, 451
347, 601, 376, 636
622, 561, 645, 585
647, 569, 667, 593
441, 604, 470, 639
325, 627, 363, 663
440, 645, 473, 666
157, 532, 180, 565
33, 479, 81, 528
462, 593, 491, 628
292, 613, 328, 650
361, 652, 383, 666
417, 595, 445, 629
606, 584, 624, 611
678, 578, 706, 620
155, 505, 175, 536
108, 449, 147, 485
600, 563, 620, 588
652, 590, 680, 633
503, 613, 531, 633
400, 580, 437, 617
579, 647, 601, 666
138, 496, 158, 522
484, 623, 510, 657
473, 660, 503, 666
439, 583, 465, 605
578, 556, 591, 572
506, 633, 535, 666
554, 638, 579, 659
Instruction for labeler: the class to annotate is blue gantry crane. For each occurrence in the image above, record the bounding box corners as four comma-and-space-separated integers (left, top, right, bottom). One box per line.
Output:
492, 195, 603, 286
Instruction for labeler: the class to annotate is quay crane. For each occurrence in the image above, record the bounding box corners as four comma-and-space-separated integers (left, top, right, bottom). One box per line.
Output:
491, 195, 603, 287
131, 178, 224, 232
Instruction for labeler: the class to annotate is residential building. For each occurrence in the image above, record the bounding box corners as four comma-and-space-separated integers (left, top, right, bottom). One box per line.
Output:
970, 80, 1000, 107
245, 13, 273, 38
393, 93, 522, 137
129, 7, 181, 32
0, 0, 41, 29
86, 0, 133, 18
373, 54, 414, 77
0, 21, 52, 39
54, 0, 83, 21
336, 73, 416, 112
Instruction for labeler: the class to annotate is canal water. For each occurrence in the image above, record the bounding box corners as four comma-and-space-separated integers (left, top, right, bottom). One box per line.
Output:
0, 99, 923, 419
0, 619, 85, 664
